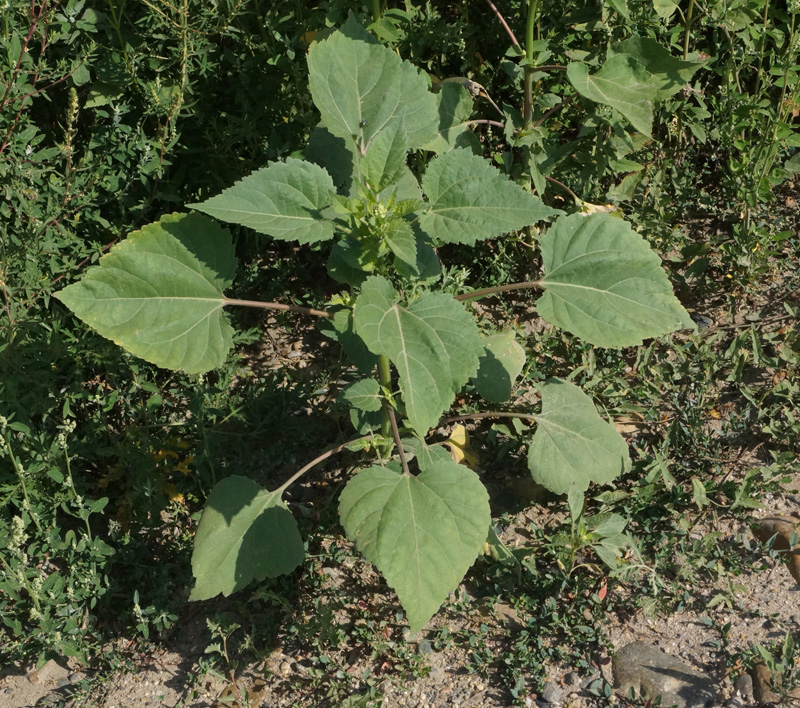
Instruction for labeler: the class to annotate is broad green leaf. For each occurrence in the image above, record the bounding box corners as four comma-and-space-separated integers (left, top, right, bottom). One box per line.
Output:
306, 125, 358, 193
56, 213, 235, 374
361, 114, 409, 192
318, 307, 378, 374
400, 437, 452, 471
472, 332, 526, 403
383, 167, 424, 202
610, 37, 702, 100
191, 159, 336, 244
327, 236, 371, 287
567, 55, 657, 137
353, 276, 483, 433
527, 378, 630, 495
190, 476, 304, 600
307, 17, 438, 151
653, 0, 679, 18
419, 148, 560, 246
342, 378, 382, 412
384, 219, 417, 269
536, 213, 696, 347
339, 460, 490, 633
394, 228, 441, 284
422, 82, 475, 153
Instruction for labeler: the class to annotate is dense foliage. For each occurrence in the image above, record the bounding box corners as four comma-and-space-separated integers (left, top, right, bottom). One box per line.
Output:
1, 3, 797, 702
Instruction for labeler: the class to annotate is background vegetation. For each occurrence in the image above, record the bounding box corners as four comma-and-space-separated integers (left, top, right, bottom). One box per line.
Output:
1, 0, 798, 704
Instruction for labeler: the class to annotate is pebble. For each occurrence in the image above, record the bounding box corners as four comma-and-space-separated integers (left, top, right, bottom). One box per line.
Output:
564, 671, 582, 689
540, 681, 564, 705
733, 673, 753, 701
68, 672, 81, 682
612, 641, 716, 708
417, 639, 433, 655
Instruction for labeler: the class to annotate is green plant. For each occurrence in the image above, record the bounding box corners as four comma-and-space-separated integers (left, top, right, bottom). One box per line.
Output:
54, 18, 695, 636
750, 630, 800, 704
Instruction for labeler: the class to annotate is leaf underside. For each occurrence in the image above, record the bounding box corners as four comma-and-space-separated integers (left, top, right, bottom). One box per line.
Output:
353, 276, 483, 433
55, 212, 236, 374
536, 213, 696, 347
472, 332, 526, 404
339, 461, 490, 634
190, 475, 305, 601
528, 378, 631, 495
567, 55, 657, 137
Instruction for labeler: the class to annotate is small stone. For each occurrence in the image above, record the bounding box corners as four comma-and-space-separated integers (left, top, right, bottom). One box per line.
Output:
417, 639, 433, 655
752, 516, 800, 585
279, 661, 292, 676
27, 659, 70, 686
612, 641, 716, 708
733, 673, 753, 701
564, 672, 582, 689
580, 672, 601, 690
56, 678, 70, 688
750, 663, 780, 704
68, 673, 81, 683
541, 681, 564, 705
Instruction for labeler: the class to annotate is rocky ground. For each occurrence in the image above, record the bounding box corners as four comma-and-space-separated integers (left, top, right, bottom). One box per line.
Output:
2, 470, 798, 708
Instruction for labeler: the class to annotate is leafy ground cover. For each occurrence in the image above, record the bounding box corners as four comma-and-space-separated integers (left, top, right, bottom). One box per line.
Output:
1, 1, 798, 707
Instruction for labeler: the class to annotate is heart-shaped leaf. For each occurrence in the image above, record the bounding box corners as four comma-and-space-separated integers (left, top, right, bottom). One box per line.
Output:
610, 37, 702, 100
353, 276, 483, 433
339, 461, 490, 633
191, 158, 336, 244
567, 54, 657, 136
56, 213, 236, 374
528, 378, 631, 495
472, 332, 526, 403
190, 476, 304, 600
536, 213, 696, 347
307, 17, 438, 151
361, 114, 409, 192
419, 148, 560, 245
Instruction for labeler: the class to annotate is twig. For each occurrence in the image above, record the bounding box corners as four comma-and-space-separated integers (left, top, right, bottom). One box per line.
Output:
484, 0, 520, 47
224, 298, 332, 318
465, 119, 505, 129
386, 404, 410, 476
276, 434, 370, 495
454, 280, 542, 302
440, 411, 537, 426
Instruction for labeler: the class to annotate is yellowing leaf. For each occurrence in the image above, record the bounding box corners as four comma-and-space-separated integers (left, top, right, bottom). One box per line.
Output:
577, 199, 624, 217
443, 424, 479, 469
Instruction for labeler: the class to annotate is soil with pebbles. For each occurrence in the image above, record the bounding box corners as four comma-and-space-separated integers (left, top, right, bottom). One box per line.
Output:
1, 469, 797, 708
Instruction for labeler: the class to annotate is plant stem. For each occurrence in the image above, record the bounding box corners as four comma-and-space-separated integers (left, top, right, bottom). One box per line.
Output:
370, 0, 381, 22
454, 280, 542, 302
753, 0, 772, 100
386, 404, 410, 476
523, 0, 541, 129
752, 10, 797, 202
464, 119, 505, 129
682, 0, 696, 60
2, 432, 43, 533
484, 0, 520, 47
223, 298, 331, 318
378, 355, 392, 439
544, 174, 581, 202
440, 411, 538, 425
275, 434, 371, 496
